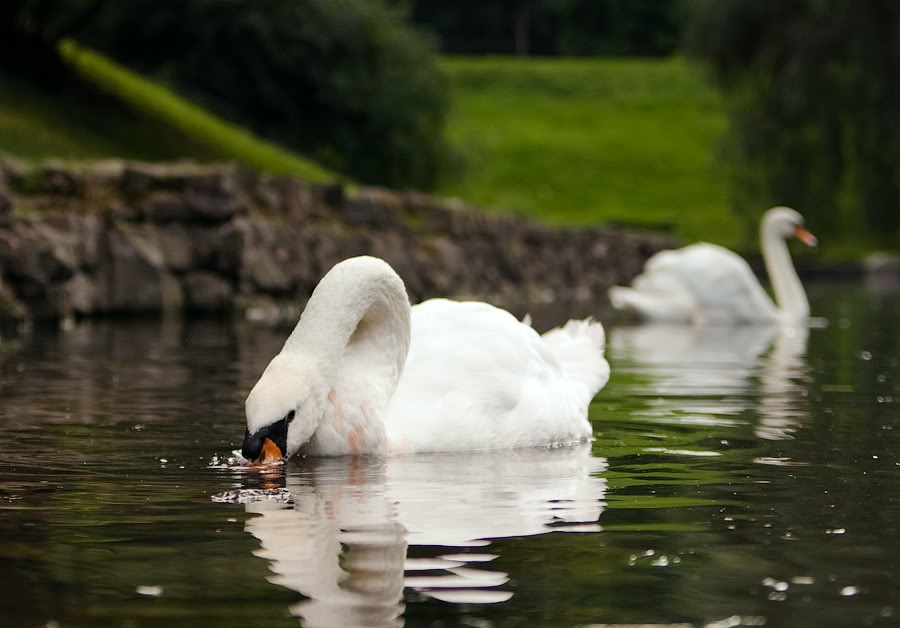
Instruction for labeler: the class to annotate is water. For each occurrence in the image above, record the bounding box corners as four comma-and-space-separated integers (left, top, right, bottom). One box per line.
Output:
1, 281, 899, 628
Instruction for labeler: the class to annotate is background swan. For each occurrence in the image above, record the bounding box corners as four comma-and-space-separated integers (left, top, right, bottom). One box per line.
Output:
608, 206, 817, 324
241, 256, 609, 460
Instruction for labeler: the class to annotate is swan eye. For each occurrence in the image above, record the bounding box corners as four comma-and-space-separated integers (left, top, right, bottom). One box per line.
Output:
285, 410, 296, 425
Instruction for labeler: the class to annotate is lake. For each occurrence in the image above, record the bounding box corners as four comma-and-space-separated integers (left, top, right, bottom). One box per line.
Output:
1, 281, 898, 628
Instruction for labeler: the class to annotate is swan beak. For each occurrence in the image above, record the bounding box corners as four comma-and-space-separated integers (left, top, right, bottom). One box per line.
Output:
256, 438, 283, 464
241, 420, 288, 464
793, 225, 818, 248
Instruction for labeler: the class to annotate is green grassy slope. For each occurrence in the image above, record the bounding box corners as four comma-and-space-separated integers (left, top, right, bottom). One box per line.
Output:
440, 57, 736, 246
0, 41, 337, 183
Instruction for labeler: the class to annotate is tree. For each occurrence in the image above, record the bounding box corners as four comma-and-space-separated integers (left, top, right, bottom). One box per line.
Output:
409, 0, 682, 57
687, 0, 900, 244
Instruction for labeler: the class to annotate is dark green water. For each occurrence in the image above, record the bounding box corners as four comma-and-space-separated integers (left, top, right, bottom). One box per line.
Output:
1, 282, 899, 628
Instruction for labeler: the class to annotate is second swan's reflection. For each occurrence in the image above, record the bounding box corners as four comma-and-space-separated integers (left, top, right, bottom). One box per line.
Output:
239, 444, 607, 628
610, 323, 811, 440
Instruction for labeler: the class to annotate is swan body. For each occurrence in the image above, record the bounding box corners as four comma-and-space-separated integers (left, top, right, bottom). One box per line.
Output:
608, 207, 817, 325
242, 256, 609, 459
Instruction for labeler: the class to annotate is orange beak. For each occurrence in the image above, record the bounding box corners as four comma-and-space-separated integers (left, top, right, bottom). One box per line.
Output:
255, 437, 284, 465
793, 225, 818, 248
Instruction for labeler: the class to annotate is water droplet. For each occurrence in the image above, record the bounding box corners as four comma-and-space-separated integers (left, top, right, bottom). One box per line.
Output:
136, 585, 163, 597
791, 576, 815, 585
877, 374, 887, 383
859, 351, 873, 361
840, 585, 859, 596
651, 555, 669, 567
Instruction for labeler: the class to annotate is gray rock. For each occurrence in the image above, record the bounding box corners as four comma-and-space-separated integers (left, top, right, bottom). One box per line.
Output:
161, 273, 184, 313
43, 214, 105, 271
140, 191, 189, 224
0, 274, 27, 326
256, 175, 314, 219
153, 225, 195, 272
243, 247, 294, 293
0, 176, 11, 227
76, 215, 105, 271
0, 158, 681, 321
184, 271, 232, 310
1, 222, 79, 285
50, 272, 99, 316
37, 161, 83, 196
107, 226, 167, 311
343, 187, 405, 230
175, 170, 249, 223
207, 219, 249, 277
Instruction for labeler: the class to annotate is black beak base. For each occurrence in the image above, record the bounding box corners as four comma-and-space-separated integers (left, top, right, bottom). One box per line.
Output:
241, 417, 289, 462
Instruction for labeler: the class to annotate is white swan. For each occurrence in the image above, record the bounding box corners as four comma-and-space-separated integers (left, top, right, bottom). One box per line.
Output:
608, 207, 817, 324
241, 256, 609, 461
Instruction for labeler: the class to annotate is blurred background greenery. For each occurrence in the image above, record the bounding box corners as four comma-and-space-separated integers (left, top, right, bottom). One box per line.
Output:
1, 0, 898, 254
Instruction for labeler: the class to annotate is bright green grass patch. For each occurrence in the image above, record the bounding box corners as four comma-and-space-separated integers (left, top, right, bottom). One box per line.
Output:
440, 56, 737, 247
55, 40, 336, 182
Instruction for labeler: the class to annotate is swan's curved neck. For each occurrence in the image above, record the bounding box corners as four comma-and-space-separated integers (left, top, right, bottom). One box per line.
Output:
284, 259, 411, 389
761, 223, 809, 321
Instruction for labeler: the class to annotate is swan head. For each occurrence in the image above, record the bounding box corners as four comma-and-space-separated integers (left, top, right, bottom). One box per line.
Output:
242, 353, 328, 463
763, 206, 817, 248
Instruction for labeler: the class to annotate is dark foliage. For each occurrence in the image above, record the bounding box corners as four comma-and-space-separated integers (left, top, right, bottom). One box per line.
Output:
410, 0, 683, 57
687, 0, 900, 243
5, 0, 452, 188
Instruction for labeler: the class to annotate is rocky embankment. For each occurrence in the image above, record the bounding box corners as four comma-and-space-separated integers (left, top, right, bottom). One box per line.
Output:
0, 156, 675, 329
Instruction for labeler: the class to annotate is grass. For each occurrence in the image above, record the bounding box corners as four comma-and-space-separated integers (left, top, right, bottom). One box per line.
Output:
439, 56, 737, 247
0, 73, 211, 162
58, 40, 336, 182
0, 41, 337, 183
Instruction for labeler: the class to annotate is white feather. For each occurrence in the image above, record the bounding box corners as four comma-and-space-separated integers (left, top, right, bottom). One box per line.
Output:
245, 256, 609, 457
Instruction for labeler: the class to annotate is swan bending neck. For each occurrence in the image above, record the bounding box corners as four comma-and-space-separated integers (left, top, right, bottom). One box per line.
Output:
283, 257, 411, 381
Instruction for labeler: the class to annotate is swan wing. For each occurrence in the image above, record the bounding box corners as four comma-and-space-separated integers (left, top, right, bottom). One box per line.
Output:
611, 243, 777, 323
662, 243, 777, 323
384, 299, 607, 452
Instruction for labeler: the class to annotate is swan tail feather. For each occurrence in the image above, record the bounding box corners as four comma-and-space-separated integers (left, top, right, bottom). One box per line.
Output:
608, 285, 694, 323
541, 318, 610, 407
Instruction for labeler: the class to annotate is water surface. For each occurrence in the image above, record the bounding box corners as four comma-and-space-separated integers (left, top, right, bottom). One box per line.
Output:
1, 282, 899, 628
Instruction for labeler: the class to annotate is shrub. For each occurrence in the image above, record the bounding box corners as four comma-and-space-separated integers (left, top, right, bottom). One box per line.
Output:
8, 0, 452, 188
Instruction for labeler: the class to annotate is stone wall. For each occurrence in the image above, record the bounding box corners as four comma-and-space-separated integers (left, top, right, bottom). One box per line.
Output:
0, 156, 675, 328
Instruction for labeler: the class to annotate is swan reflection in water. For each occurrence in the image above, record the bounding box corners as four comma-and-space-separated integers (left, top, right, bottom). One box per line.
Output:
224, 444, 607, 628
610, 323, 811, 441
